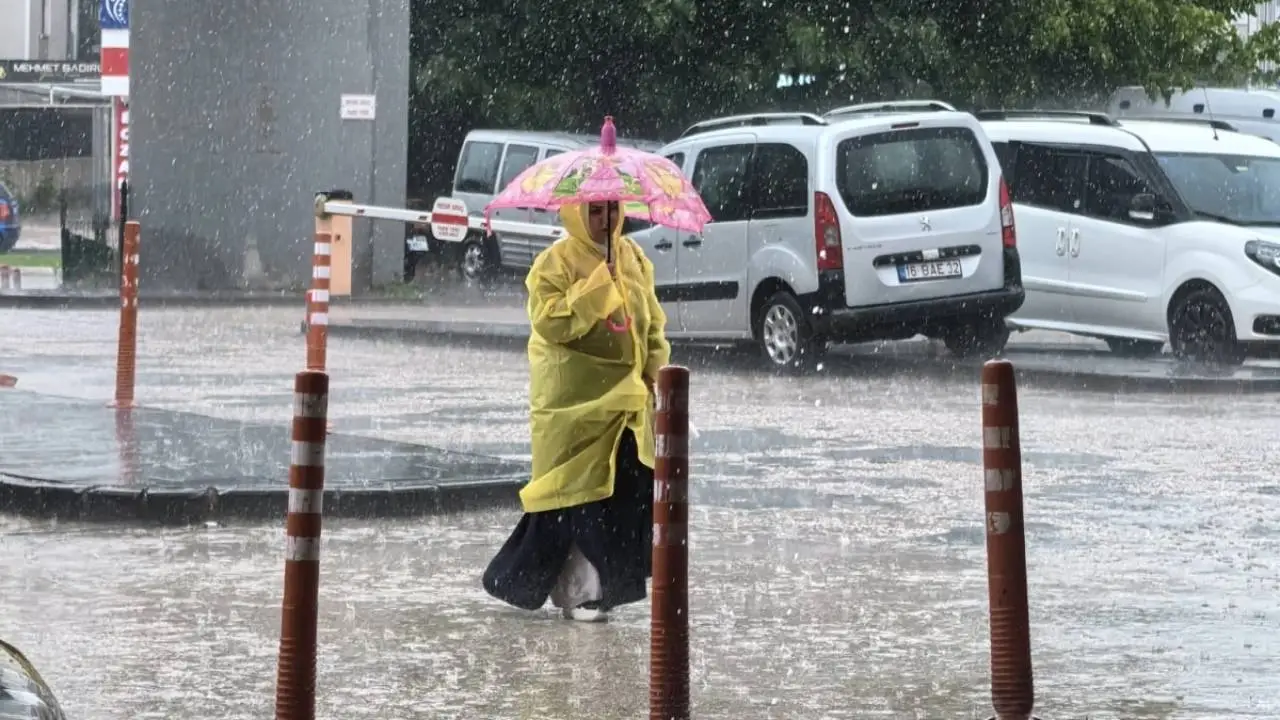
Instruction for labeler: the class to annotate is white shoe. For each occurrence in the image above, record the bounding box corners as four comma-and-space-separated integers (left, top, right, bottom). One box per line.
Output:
562, 601, 608, 623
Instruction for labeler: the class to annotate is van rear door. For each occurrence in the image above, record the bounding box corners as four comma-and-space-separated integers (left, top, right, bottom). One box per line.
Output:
830, 114, 1005, 308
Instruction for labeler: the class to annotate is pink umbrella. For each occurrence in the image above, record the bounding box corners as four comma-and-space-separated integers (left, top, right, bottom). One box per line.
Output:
484, 116, 712, 237
485, 117, 711, 333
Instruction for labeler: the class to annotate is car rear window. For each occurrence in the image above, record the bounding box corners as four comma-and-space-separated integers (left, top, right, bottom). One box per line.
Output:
835, 126, 989, 217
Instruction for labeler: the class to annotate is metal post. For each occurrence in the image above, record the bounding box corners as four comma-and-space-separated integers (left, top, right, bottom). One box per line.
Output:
110, 221, 141, 409
0, 266, 9, 290
981, 359, 1035, 720
116, 179, 128, 279
274, 370, 329, 720
651, 364, 691, 720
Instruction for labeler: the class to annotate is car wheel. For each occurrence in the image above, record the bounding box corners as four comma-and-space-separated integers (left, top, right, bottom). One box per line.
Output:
1105, 338, 1164, 358
1169, 285, 1244, 365
943, 318, 1010, 359
0, 231, 15, 253
757, 291, 824, 371
459, 237, 490, 282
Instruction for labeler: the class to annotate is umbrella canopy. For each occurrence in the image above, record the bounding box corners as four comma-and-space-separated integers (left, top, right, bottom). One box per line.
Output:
484, 116, 712, 234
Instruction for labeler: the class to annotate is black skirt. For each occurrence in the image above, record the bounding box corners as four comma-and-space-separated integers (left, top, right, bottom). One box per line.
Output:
482, 429, 654, 612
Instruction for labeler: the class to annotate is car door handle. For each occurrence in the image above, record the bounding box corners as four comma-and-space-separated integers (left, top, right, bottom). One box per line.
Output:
1069, 229, 1081, 257
682, 237, 702, 248
1055, 228, 1067, 256
653, 241, 673, 251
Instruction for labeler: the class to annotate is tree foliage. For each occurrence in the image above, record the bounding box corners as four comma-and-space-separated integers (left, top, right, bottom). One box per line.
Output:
407, 0, 1280, 195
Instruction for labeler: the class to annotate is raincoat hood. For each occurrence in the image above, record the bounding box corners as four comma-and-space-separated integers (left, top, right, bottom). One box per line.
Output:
559, 203, 622, 251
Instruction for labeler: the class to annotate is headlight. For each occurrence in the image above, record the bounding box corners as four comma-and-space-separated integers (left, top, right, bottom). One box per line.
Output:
1244, 240, 1280, 275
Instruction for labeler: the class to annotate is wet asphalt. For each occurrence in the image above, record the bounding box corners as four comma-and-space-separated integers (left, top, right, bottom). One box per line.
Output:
1, 305, 1278, 719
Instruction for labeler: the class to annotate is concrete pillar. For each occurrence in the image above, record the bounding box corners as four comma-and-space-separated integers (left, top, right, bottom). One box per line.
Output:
130, 0, 409, 292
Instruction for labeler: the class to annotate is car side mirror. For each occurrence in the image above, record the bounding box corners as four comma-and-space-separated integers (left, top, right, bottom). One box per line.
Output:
1128, 193, 1158, 222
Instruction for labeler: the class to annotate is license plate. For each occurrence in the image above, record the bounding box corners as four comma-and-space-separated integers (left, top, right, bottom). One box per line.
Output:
406, 236, 430, 252
898, 258, 962, 282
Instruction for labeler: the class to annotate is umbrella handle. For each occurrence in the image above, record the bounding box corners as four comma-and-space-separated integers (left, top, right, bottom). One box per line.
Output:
607, 316, 632, 333
605, 204, 614, 266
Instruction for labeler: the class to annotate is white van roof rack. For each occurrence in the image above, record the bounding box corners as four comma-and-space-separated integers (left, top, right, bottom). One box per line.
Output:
1118, 115, 1239, 132
679, 112, 827, 138
976, 109, 1120, 127
824, 100, 956, 119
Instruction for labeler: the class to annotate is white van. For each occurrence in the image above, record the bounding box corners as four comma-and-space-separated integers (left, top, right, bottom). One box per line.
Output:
628, 104, 1025, 369
440, 129, 660, 280
1109, 86, 1280, 143
982, 110, 1280, 364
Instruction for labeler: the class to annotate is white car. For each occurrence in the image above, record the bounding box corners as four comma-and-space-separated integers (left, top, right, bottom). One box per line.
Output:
629, 103, 1025, 370
980, 111, 1280, 363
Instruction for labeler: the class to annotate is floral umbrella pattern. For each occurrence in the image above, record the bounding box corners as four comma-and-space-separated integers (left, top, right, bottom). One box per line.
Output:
484, 117, 713, 234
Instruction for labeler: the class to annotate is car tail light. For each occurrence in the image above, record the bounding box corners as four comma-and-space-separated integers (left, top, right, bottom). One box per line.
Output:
0, 203, 9, 221
998, 177, 1016, 248
814, 191, 843, 271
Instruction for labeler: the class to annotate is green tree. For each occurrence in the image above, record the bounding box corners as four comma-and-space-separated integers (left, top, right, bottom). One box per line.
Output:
407, 0, 1280, 194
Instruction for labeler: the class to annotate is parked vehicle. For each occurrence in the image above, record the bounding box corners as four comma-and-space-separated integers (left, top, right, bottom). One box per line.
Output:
980, 110, 1280, 364
402, 197, 438, 281
438, 129, 661, 281
627, 101, 1024, 370
1109, 86, 1280, 143
0, 181, 21, 253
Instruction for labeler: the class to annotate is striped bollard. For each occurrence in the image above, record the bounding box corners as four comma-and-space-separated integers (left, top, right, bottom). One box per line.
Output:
981, 360, 1036, 720
0, 266, 9, 290
274, 371, 329, 720
305, 229, 331, 371
110, 221, 141, 409
651, 364, 691, 720
10, 268, 19, 290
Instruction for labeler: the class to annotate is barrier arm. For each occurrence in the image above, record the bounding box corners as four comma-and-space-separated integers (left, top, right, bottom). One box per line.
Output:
313, 195, 564, 241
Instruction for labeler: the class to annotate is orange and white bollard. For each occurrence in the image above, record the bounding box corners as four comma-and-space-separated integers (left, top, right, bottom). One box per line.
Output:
651, 365, 691, 720
981, 359, 1036, 720
274, 370, 329, 720
111, 221, 141, 409
304, 197, 333, 371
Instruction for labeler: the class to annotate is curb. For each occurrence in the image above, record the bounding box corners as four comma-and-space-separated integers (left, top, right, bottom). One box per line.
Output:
0, 473, 523, 525
995, 359, 1280, 394
0, 292, 507, 310
328, 320, 1280, 394
327, 319, 530, 348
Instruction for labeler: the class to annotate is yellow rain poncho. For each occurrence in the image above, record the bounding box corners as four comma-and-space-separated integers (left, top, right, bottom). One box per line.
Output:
520, 204, 671, 513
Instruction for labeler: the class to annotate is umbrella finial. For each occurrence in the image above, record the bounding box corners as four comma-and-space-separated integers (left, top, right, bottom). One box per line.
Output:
601, 116, 617, 154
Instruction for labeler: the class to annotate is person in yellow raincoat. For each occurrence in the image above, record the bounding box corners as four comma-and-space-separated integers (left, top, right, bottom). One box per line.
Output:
482, 199, 670, 622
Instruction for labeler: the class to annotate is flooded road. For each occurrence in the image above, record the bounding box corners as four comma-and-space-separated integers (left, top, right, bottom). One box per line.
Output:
1, 306, 1278, 718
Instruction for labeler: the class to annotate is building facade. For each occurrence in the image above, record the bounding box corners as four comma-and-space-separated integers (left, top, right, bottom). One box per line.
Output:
130, 0, 410, 292
0, 0, 97, 62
